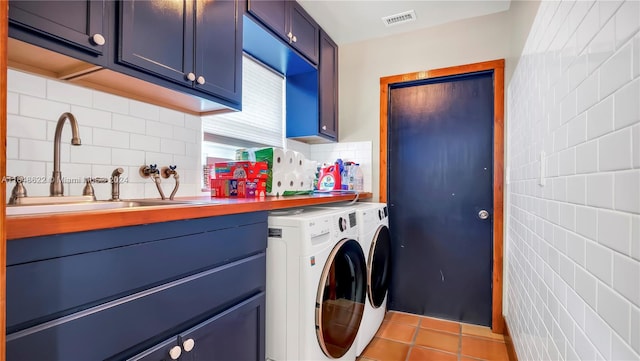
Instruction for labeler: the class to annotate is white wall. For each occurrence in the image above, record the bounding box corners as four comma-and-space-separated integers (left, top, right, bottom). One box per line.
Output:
339, 7, 529, 201
5, 69, 203, 201
506, 1, 639, 360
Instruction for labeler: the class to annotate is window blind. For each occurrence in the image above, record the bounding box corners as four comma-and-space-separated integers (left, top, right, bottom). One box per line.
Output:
202, 54, 285, 148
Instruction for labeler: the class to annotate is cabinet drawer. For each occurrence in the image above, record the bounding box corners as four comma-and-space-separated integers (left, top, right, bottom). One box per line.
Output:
7, 220, 267, 332
6, 254, 266, 361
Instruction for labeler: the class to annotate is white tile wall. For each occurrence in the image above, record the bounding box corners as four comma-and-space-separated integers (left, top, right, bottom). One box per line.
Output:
309, 141, 373, 192
506, 1, 639, 360
5, 69, 203, 201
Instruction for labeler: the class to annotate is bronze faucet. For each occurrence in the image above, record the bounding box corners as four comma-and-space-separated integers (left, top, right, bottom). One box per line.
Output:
51, 112, 81, 196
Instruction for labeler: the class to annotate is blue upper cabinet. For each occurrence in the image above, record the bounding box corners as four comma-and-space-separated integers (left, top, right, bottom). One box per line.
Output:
247, 0, 319, 65
118, 0, 243, 107
318, 29, 338, 140
8, 0, 109, 65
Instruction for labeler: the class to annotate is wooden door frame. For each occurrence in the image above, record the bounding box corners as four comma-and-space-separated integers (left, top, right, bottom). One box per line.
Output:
2, 0, 8, 358
379, 59, 505, 334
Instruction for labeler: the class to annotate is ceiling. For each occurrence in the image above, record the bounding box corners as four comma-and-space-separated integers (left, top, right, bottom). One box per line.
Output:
297, 0, 512, 45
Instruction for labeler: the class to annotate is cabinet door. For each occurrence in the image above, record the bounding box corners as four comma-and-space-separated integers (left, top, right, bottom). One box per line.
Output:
9, 0, 106, 55
246, 0, 287, 39
289, 2, 318, 64
179, 293, 265, 361
119, 0, 194, 85
318, 30, 338, 140
194, 0, 242, 105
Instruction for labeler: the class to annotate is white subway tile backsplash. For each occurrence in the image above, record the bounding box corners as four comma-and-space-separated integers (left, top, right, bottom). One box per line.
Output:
614, 78, 639, 130
112, 149, 145, 167
131, 134, 161, 152
20, 95, 70, 120
6, 137, 18, 160
631, 307, 640, 354
586, 240, 613, 284
113, 114, 146, 135
171, 155, 198, 171
612, 331, 640, 361
46, 79, 92, 106
615, 171, 640, 213
613, 253, 640, 306
633, 34, 640, 78
559, 203, 576, 231
184, 114, 202, 130
69, 145, 112, 165
600, 42, 633, 98
146, 120, 173, 139
143, 152, 174, 167
7, 114, 48, 140
92, 91, 129, 115
559, 148, 576, 175
130, 100, 160, 121
587, 96, 614, 140
568, 113, 588, 147
7, 91, 19, 115
69, 106, 112, 129
171, 127, 197, 143
7, 69, 46, 97
93, 128, 130, 149
574, 325, 597, 361
598, 209, 631, 255
161, 139, 186, 156
632, 216, 640, 261
158, 108, 186, 127
576, 140, 598, 173
19, 139, 55, 162
598, 1, 623, 27
599, 128, 632, 171
575, 265, 597, 309
567, 232, 586, 266
576, 205, 598, 240
567, 175, 586, 204
614, 0, 640, 48
585, 306, 613, 359
588, 18, 616, 73
633, 124, 640, 168
598, 284, 631, 342
586, 173, 614, 208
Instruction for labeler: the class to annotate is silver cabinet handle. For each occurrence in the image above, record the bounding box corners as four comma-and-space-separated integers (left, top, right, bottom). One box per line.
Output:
292, 35, 297, 43
91, 33, 105, 46
183, 338, 195, 352
186, 72, 196, 81
322, 125, 327, 130
478, 210, 490, 220
168, 345, 182, 360
196, 76, 206, 85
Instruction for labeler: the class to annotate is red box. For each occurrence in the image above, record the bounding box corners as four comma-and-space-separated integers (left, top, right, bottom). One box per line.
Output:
213, 161, 269, 180
211, 161, 268, 198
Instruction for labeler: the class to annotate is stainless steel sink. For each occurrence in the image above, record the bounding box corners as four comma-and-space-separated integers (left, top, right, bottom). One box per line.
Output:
6, 199, 208, 216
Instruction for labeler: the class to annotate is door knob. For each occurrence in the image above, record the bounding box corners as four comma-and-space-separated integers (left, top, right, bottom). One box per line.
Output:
186, 72, 196, 81
478, 210, 490, 220
91, 33, 105, 46
196, 76, 206, 85
183, 338, 195, 352
168, 345, 182, 360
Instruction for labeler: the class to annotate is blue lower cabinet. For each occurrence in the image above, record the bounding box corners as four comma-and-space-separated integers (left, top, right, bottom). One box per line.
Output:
6, 213, 267, 361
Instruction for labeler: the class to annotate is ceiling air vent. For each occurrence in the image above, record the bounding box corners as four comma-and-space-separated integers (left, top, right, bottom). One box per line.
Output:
382, 10, 417, 27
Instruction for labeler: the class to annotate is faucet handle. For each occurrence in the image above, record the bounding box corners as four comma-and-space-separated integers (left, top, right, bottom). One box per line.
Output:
7, 176, 28, 205
139, 164, 160, 178
161, 165, 178, 178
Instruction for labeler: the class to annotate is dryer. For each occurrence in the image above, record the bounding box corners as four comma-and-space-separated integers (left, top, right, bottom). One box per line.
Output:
352, 202, 390, 356
266, 207, 366, 361
311, 202, 391, 356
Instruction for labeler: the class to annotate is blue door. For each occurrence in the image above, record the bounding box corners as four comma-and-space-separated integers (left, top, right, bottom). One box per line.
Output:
387, 71, 494, 326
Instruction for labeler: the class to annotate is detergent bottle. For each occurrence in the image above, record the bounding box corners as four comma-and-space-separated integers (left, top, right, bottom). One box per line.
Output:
318, 163, 341, 191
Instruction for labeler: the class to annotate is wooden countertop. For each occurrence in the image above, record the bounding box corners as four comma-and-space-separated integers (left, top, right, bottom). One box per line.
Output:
6, 192, 372, 240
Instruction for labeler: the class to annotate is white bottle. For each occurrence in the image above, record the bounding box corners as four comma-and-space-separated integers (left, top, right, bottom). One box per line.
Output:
353, 163, 364, 191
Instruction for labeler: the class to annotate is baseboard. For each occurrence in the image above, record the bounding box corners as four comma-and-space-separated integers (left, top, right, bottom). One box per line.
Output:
504, 318, 519, 361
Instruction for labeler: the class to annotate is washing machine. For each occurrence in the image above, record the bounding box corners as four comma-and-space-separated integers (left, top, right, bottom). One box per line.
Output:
266, 207, 366, 361
311, 202, 391, 356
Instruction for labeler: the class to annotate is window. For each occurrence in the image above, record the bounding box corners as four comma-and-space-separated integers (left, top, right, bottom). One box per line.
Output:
202, 54, 285, 161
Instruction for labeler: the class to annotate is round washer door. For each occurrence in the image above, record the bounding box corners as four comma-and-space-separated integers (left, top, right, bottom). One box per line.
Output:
315, 238, 366, 358
368, 225, 391, 308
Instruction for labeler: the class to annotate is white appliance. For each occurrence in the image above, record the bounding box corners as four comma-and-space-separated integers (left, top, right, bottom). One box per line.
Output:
311, 202, 391, 356
266, 207, 366, 361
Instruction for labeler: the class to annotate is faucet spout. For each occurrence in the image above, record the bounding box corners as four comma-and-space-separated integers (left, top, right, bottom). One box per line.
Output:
51, 112, 82, 196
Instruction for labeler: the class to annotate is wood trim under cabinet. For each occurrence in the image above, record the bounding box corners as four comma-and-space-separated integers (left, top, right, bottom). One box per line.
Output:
379, 59, 505, 334
1, 0, 9, 359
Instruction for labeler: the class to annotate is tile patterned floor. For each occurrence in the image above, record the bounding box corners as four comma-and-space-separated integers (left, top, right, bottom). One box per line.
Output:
358, 311, 510, 361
